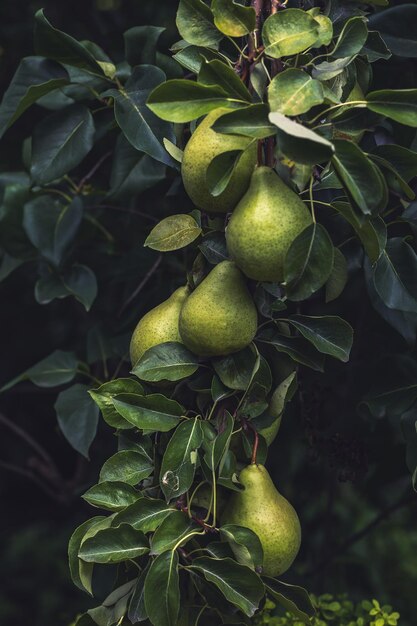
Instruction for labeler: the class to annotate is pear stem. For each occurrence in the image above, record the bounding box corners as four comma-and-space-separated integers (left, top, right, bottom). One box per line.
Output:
251, 428, 259, 465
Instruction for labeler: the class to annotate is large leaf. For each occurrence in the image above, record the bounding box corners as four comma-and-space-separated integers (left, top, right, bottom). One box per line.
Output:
372, 238, 417, 314
54, 383, 99, 458
269, 112, 334, 164
0, 57, 68, 139
211, 0, 256, 37
199, 59, 251, 102
89, 378, 145, 430
264, 578, 315, 623
144, 551, 180, 626
284, 223, 334, 301
176, 0, 223, 47
145, 214, 201, 251
99, 450, 153, 486
212, 104, 276, 139
151, 511, 198, 554
213, 345, 257, 390
286, 315, 353, 362
331, 201, 386, 263
268, 69, 324, 116
262, 9, 319, 58
106, 66, 174, 166
112, 393, 184, 432
128, 563, 150, 623
219, 525, 263, 570
160, 418, 204, 500
124, 25, 165, 66
132, 342, 199, 383
82, 482, 141, 512
332, 140, 386, 215
258, 330, 325, 372
147, 79, 238, 123
113, 498, 174, 533
31, 104, 95, 184
332, 16, 368, 58
79, 525, 149, 564
188, 557, 264, 617
369, 4, 417, 58
366, 89, 417, 127
1, 349, 78, 393
68, 516, 105, 594
34, 264, 98, 312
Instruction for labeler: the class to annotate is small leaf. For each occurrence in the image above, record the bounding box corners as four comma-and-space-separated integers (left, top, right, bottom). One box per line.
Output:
113, 498, 174, 533
284, 223, 334, 301
145, 214, 201, 251
55, 383, 99, 457
369, 4, 417, 58
1, 349, 78, 393
326, 248, 348, 302
268, 69, 324, 116
264, 577, 315, 623
213, 345, 257, 390
89, 378, 144, 429
263, 9, 319, 58
82, 482, 141, 512
199, 59, 251, 102
212, 0, 256, 37
128, 563, 150, 623
132, 342, 199, 383
79, 525, 149, 563
286, 315, 353, 362
68, 516, 105, 594
366, 89, 417, 128
112, 393, 184, 432
176, 0, 223, 47
372, 238, 417, 314
220, 525, 263, 570
144, 551, 180, 626
332, 16, 368, 59
269, 112, 334, 164
99, 450, 153, 486
206, 150, 244, 197
212, 104, 276, 139
160, 418, 204, 500
332, 201, 386, 263
258, 330, 325, 372
124, 25, 165, 66
151, 511, 198, 554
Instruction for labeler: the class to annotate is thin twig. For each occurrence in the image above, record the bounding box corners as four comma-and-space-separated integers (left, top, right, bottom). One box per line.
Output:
0, 460, 63, 502
118, 255, 163, 316
88, 204, 159, 222
77, 151, 112, 192
0, 412, 55, 467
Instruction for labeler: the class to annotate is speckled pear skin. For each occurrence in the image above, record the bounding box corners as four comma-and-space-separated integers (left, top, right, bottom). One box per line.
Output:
178, 261, 258, 357
181, 108, 257, 214
130, 286, 189, 366
226, 166, 312, 282
221, 464, 301, 577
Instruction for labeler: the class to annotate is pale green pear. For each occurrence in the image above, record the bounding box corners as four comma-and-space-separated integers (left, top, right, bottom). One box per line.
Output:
226, 166, 312, 282
221, 464, 301, 577
179, 261, 257, 357
181, 108, 257, 214
129, 286, 189, 366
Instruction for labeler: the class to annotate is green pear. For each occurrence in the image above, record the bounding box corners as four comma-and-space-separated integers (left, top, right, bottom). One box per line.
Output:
181, 108, 257, 214
130, 286, 189, 366
221, 464, 301, 577
179, 261, 257, 357
226, 166, 312, 283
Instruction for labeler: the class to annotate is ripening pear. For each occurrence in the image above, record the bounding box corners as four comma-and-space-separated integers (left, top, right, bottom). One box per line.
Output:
181, 108, 257, 214
179, 261, 257, 357
221, 464, 301, 577
226, 166, 312, 282
129, 286, 189, 366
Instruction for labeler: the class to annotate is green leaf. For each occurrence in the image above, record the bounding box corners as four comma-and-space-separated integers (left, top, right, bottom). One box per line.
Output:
99, 450, 153, 486
79, 525, 149, 563
269, 112, 334, 164
54, 383, 99, 458
1, 349, 78, 393
23, 195, 83, 266
132, 342, 199, 383
264, 577, 315, 623
112, 393, 184, 432
372, 238, 417, 314
213, 345, 257, 390
145, 214, 201, 251
113, 498, 174, 533
147, 79, 237, 123
106, 66, 174, 166
160, 418, 204, 500
220, 525, 263, 570
360, 358, 417, 419
286, 315, 353, 362
362, 30, 391, 63
212, 104, 276, 139
0, 57, 69, 139
144, 551, 180, 626
332, 201, 386, 263
128, 563, 149, 623
332, 17, 368, 59
35, 264, 98, 311
311, 13, 333, 47
258, 330, 325, 372
312, 57, 355, 81
31, 104, 95, 184
68, 516, 105, 594
262, 9, 319, 58
206, 150, 244, 197
34, 10, 107, 74
89, 378, 144, 429
284, 223, 334, 301
176, 0, 223, 47
124, 26, 165, 66
188, 557, 264, 617
211, 0, 256, 37
369, 4, 417, 58
173, 46, 225, 75
332, 140, 386, 215
203, 410, 234, 473
151, 511, 198, 554
268, 69, 324, 116
82, 482, 141, 512
199, 59, 251, 102
325, 248, 348, 302
366, 89, 417, 127
371, 144, 417, 188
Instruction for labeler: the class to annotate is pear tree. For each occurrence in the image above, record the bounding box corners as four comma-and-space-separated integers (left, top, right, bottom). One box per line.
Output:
0, 1, 417, 625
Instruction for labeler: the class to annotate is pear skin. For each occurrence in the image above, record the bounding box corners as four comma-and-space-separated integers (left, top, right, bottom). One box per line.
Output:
130, 286, 189, 366
179, 261, 257, 357
226, 166, 312, 282
181, 108, 257, 214
221, 464, 301, 577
